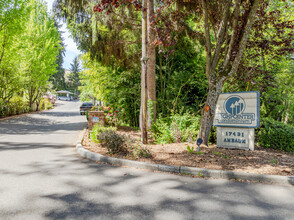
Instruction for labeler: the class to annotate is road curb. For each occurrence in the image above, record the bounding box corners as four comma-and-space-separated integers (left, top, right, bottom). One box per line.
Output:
76, 129, 294, 186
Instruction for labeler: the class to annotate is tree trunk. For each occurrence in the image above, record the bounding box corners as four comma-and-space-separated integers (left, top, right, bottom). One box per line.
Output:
140, 0, 148, 144
199, 79, 225, 145
29, 86, 34, 110
199, 0, 261, 145
147, 0, 156, 128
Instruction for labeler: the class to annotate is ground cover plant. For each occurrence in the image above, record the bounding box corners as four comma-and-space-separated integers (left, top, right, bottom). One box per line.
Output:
152, 113, 201, 144
83, 126, 294, 177
91, 123, 117, 143
97, 130, 127, 154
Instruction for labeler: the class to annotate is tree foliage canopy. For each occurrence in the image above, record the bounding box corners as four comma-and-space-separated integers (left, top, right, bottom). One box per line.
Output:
54, 0, 294, 133
0, 0, 62, 110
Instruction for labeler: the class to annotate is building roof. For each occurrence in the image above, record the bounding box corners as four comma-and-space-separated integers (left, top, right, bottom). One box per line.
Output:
57, 90, 74, 94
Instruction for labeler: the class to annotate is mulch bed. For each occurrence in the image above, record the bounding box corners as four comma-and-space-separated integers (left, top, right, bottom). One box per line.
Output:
82, 126, 294, 176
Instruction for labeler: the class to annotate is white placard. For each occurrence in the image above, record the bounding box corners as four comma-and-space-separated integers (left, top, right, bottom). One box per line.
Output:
92, 117, 100, 122
213, 91, 260, 128
217, 127, 255, 151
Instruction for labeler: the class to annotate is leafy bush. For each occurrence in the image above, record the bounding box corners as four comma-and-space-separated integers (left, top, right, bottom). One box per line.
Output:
0, 99, 9, 117
256, 118, 294, 152
39, 98, 53, 110
152, 113, 201, 144
7, 97, 29, 116
85, 110, 89, 121
91, 123, 117, 143
209, 126, 217, 144
129, 145, 152, 159
98, 130, 126, 154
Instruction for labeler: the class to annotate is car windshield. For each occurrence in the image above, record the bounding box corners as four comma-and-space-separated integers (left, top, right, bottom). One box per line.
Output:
82, 103, 92, 107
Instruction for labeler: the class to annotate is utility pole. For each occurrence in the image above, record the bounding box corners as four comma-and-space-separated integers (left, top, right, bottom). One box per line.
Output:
141, 0, 148, 144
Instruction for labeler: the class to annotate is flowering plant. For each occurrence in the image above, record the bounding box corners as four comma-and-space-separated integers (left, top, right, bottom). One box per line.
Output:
88, 105, 123, 126
104, 106, 123, 126
89, 105, 104, 111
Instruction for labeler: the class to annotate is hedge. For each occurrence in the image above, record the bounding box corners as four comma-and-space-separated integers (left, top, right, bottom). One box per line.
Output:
255, 118, 294, 152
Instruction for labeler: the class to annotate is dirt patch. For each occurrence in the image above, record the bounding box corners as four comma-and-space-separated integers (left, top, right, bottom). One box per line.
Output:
82, 127, 294, 176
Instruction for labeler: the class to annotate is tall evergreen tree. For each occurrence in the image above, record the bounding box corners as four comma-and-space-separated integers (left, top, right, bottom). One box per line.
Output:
49, 20, 66, 91
68, 56, 81, 95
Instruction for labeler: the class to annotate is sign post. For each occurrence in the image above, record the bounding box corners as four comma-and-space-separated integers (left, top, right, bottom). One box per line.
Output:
213, 91, 260, 150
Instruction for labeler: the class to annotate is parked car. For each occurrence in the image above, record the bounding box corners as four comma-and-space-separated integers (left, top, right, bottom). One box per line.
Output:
80, 102, 93, 115
58, 96, 71, 101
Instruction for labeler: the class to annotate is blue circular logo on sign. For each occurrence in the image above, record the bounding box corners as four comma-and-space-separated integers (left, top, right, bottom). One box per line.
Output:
224, 95, 246, 115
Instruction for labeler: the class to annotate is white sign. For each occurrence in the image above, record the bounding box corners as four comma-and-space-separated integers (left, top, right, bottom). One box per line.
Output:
213, 91, 260, 128
217, 127, 254, 151
92, 117, 100, 122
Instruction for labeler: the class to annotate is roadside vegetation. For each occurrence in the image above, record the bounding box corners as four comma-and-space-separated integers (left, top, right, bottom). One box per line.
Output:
0, 0, 84, 118
53, 0, 294, 153
0, 0, 62, 117
1, 0, 293, 155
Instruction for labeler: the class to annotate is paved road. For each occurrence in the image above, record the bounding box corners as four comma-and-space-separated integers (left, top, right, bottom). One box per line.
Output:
0, 101, 293, 220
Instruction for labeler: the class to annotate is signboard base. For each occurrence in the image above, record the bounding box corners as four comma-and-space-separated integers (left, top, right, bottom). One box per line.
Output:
217, 127, 254, 151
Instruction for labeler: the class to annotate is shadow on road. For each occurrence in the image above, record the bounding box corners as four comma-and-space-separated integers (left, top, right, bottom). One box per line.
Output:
0, 143, 293, 219
0, 142, 74, 151
0, 114, 87, 135
41, 158, 294, 219
1, 151, 291, 220
40, 111, 83, 118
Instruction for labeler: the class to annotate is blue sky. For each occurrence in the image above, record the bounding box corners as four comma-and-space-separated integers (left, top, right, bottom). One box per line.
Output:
44, 0, 81, 70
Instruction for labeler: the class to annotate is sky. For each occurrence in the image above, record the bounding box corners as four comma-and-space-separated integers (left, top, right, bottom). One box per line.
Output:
44, 0, 81, 70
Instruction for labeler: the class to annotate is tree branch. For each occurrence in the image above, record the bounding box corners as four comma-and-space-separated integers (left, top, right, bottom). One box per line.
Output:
229, 0, 262, 77
223, 0, 241, 69
211, 0, 230, 71
201, 0, 212, 80
0, 30, 7, 67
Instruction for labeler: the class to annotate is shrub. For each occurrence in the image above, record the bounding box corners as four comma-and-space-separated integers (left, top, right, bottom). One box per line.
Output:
0, 99, 9, 117
209, 126, 217, 144
6, 97, 29, 116
39, 98, 53, 110
91, 123, 117, 143
85, 110, 89, 121
255, 118, 294, 152
104, 106, 123, 126
152, 113, 201, 144
98, 130, 126, 154
129, 145, 152, 159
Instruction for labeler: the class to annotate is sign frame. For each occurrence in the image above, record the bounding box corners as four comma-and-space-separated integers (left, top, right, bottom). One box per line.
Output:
213, 91, 260, 128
